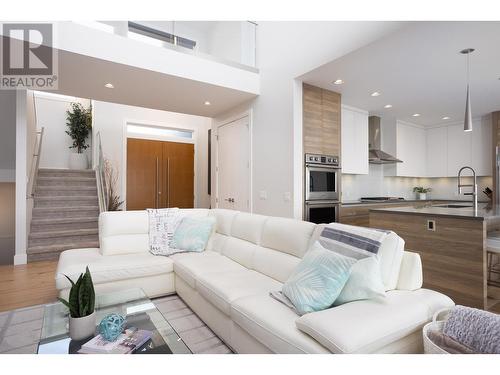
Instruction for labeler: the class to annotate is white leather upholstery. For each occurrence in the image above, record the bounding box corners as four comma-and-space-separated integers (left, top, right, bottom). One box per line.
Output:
230, 293, 330, 353
56, 247, 173, 289
261, 217, 316, 258
396, 251, 423, 290
196, 270, 282, 315
172, 251, 246, 289
295, 289, 454, 353
56, 208, 454, 354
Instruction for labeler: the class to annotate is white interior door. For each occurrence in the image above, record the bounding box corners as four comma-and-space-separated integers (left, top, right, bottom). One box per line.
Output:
217, 116, 250, 211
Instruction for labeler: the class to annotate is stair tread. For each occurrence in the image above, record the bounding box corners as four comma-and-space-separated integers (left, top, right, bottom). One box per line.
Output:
31, 216, 98, 225
29, 228, 98, 239
36, 185, 97, 190
35, 195, 98, 201
33, 206, 99, 211
38, 176, 96, 181
27, 241, 100, 254
39, 168, 95, 173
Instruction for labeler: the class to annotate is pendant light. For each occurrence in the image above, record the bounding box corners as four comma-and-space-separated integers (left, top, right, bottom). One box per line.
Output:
460, 48, 474, 132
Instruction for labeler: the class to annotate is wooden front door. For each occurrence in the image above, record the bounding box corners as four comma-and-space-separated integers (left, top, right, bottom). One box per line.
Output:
127, 138, 194, 210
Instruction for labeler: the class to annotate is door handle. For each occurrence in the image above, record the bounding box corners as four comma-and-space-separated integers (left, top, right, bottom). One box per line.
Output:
155, 157, 159, 208
167, 158, 170, 207
224, 198, 235, 203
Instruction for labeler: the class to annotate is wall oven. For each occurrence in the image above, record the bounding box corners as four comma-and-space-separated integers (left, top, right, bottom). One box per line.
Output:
304, 201, 339, 224
304, 153, 341, 224
305, 153, 340, 201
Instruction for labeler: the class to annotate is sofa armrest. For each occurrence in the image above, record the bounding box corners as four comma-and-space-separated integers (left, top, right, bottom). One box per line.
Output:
396, 251, 423, 291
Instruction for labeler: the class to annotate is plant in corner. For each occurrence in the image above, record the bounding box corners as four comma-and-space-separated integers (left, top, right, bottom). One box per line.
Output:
413, 186, 432, 200
58, 266, 96, 340
65, 102, 92, 170
104, 159, 124, 211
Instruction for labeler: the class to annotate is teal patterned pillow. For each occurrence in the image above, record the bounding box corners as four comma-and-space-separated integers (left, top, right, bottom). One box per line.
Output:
171, 216, 216, 252
282, 242, 356, 315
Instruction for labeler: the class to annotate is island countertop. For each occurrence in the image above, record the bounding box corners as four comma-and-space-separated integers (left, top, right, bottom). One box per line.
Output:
370, 202, 500, 221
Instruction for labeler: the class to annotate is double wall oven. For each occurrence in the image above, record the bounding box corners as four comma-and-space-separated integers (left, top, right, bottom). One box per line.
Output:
304, 153, 341, 224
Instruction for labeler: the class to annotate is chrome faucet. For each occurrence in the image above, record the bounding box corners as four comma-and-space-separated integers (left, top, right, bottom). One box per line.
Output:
458, 166, 477, 212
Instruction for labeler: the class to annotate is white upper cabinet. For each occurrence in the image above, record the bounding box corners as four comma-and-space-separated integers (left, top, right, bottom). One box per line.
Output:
394, 122, 426, 177
446, 124, 472, 177
471, 117, 492, 176
341, 106, 369, 175
426, 126, 447, 177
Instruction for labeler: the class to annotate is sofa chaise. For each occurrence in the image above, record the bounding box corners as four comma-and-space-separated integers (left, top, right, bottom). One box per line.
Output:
56, 208, 454, 354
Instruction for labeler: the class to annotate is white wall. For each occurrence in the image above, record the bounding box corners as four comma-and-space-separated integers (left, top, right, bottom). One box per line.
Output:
0, 91, 16, 182
35, 93, 92, 169
92, 101, 211, 209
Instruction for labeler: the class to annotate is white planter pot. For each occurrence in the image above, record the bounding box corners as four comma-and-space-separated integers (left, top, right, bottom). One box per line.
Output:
69, 311, 96, 341
417, 192, 427, 200
69, 153, 88, 170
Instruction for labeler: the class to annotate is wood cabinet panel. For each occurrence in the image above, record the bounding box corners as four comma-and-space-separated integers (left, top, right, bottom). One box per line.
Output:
303, 83, 341, 157
370, 211, 487, 309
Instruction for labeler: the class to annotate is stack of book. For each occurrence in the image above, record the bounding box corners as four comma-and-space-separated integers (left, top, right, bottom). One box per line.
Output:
78, 328, 152, 354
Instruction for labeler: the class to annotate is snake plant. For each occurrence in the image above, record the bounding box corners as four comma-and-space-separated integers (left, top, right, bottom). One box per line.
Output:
58, 266, 96, 318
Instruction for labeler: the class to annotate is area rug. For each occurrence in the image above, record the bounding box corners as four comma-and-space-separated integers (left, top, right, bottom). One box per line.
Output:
0, 294, 232, 354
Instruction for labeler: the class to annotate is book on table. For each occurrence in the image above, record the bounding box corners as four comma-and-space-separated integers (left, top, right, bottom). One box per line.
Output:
78, 328, 152, 354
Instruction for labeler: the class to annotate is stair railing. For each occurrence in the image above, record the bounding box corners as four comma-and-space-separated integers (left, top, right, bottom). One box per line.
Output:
27, 127, 44, 198
95, 131, 108, 212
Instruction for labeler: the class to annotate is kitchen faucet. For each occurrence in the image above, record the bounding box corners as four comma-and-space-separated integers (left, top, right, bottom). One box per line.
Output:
458, 166, 478, 212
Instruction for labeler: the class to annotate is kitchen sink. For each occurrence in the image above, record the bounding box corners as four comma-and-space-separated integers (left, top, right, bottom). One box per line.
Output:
433, 204, 473, 209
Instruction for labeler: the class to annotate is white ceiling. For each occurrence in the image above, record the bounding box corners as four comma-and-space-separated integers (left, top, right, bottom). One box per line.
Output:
300, 21, 500, 126
40, 49, 256, 118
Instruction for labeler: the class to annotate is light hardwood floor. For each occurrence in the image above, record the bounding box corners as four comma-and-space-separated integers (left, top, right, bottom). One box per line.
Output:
0, 261, 58, 312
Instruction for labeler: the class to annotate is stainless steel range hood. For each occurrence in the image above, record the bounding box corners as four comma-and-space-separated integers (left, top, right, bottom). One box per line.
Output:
369, 116, 402, 164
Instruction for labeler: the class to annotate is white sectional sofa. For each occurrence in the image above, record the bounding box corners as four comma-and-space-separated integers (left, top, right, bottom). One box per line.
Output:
56, 208, 454, 354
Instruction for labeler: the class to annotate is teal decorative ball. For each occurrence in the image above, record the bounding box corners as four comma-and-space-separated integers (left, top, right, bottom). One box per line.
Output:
99, 313, 126, 342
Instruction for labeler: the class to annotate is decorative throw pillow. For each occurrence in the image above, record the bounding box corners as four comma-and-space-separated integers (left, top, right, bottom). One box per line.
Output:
148, 208, 184, 256
171, 216, 216, 253
282, 242, 356, 315
334, 256, 386, 305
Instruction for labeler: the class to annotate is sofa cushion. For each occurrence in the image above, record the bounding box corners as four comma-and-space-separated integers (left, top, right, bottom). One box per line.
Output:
295, 289, 455, 353
231, 212, 268, 244
99, 211, 149, 255
209, 209, 239, 236
196, 270, 282, 316
56, 248, 174, 289
261, 217, 315, 258
230, 294, 330, 353
252, 246, 301, 283
396, 251, 423, 291
171, 252, 246, 289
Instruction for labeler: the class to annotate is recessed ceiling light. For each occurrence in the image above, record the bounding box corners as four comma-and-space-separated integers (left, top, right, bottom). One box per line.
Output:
204, 101, 211, 106
333, 79, 344, 85
384, 104, 393, 109
371, 91, 381, 97
442, 116, 451, 120
412, 113, 421, 117
104, 83, 114, 89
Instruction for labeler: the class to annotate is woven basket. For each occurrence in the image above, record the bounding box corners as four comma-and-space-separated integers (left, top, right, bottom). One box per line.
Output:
422, 308, 452, 354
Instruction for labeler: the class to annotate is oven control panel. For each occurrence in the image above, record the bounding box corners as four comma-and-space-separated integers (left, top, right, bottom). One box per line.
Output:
305, 153, 339, 166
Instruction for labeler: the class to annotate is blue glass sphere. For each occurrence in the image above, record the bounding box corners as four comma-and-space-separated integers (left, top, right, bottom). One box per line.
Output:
98, 313, 126, 342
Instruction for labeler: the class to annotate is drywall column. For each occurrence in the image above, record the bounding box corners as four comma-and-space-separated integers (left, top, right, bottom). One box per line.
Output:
292, 79, 303, 219
15, 90, 27, 265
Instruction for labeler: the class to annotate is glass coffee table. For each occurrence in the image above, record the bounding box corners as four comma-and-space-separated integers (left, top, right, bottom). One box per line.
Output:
37, 288, 191, 354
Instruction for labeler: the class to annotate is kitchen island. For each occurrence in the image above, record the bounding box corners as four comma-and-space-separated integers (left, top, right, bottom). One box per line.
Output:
370, 203, 500, 309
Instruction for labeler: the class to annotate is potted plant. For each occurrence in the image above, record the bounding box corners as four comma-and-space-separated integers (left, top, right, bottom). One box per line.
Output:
413, 186, 432, 200
58, 266, 96, 340
66, 102, 92, 169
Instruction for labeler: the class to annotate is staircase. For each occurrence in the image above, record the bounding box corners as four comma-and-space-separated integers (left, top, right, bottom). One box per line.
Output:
27, 169, 100, 262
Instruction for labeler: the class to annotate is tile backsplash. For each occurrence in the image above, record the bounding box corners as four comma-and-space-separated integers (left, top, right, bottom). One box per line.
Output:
342, 164, 493, 202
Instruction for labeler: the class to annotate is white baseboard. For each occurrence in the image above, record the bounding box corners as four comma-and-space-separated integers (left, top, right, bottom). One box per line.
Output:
14, 253, 27, 265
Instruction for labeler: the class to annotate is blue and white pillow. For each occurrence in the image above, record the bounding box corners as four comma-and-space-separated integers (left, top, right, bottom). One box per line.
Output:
319, 224, 387, 304
171, 216, 216, 253
282, 242, 356, 315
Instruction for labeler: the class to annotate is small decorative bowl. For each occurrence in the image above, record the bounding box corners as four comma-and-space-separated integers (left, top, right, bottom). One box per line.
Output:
98, 313, 126, 342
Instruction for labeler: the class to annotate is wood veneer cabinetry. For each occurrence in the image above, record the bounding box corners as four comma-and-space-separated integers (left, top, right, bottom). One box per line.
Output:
303, 83, 341, 156
492, 111, 500, 204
